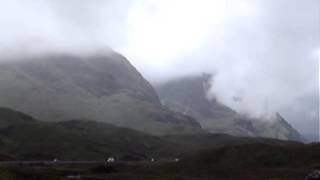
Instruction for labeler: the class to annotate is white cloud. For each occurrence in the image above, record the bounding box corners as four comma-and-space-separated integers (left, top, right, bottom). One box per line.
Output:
0, 0, 318, 136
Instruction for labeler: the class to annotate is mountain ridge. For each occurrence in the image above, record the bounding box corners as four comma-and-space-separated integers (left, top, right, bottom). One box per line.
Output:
155, 74, 304, 141
0, 51, 202, 135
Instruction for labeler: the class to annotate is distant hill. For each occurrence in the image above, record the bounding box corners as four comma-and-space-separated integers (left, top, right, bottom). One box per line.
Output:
0, 108, 186, 160
0, 108, 306, 161
0, 51, 202, 135
163, 133, 303, 152
155, 74, 304, 141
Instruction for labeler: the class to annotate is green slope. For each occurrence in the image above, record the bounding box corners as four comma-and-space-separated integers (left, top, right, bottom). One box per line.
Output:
0, 108, 318, 180
163, 133, 303, 153
0, 107, 311, 163
0, 108, 185, 160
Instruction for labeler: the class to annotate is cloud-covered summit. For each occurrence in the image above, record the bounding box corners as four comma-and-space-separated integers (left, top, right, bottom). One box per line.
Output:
0, 0, 318, 139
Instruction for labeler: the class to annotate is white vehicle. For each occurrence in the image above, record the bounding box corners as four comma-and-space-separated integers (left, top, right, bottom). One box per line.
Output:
106, 157, 115, 163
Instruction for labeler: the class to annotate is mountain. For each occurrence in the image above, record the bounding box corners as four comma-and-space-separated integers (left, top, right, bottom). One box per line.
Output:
0, 107, 304, 161
0, 107, 188, 160
155, 74, 304, 141
0, 51, 202, 135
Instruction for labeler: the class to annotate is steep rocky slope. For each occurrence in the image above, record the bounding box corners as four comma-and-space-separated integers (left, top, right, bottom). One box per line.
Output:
0, 51, 201, 135
155, 74, 304, 141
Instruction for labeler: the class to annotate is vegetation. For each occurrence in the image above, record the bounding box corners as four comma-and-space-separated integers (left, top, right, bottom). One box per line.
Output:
0, 107, 318, 180
0, 108, 187, 160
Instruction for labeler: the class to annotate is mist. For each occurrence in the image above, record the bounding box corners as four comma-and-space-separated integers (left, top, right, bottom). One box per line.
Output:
0, 0, 318, 137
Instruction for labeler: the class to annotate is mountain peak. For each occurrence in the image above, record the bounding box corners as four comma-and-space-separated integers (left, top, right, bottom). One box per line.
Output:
155, 74, 304, 141
0, 51, 202, 135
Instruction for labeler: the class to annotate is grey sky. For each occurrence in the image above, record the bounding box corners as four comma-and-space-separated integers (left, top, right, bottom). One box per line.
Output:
0, 0, 318, 139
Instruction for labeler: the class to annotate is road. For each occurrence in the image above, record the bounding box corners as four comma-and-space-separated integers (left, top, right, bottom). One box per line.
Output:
0, 160, 106, 166
0, 160, 176, 166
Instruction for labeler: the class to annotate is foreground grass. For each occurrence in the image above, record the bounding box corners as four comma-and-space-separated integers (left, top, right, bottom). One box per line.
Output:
0, 161, 313, 180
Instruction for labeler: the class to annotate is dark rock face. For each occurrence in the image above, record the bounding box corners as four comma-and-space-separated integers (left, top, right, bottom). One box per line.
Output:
0, 51, 202, 135
155, 74, 304, 141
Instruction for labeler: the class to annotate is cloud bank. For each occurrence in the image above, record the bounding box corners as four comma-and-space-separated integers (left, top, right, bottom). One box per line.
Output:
0, 0, 318, 138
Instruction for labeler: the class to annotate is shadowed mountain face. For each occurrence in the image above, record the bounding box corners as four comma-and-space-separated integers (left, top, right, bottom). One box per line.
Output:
155, 74, 304, 141
0, 51, 202, 135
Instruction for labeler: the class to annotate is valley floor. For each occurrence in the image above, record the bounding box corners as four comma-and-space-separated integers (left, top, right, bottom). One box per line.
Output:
0, 161, 312, 180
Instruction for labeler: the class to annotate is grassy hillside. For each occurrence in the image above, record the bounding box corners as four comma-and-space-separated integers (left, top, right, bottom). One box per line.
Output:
0, 107, 307, 162
0, 108, 187, 160
163, 133, 303, 153
1, 107, 318, 180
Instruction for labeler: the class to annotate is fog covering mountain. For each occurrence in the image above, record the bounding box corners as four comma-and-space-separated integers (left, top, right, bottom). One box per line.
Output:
0, 50, 305, 141
0, 51, 202, 135
0, 0, 317, 141
156, 74, 304, 141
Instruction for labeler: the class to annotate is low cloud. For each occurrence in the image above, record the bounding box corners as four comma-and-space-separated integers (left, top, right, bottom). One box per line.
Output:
0, 0, 318, 137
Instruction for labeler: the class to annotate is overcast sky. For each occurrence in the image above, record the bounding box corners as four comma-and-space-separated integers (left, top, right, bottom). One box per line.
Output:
0, 0, 319, 140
